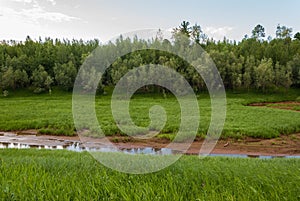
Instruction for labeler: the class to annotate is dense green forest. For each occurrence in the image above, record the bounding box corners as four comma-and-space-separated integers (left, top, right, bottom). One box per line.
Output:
1, 22, 300, 95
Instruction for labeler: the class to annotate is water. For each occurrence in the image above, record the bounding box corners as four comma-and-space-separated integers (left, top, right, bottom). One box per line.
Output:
0, 142, 299, 158
0, 142, 176, 155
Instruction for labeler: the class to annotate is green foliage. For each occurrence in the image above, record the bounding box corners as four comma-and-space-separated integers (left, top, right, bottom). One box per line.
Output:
295, 32, 300, 40
288, 54, 300, 86
0, 66, 15, 90
276, 24, 293, 39
0, 67, 29, 91
31, 65, 53, 93
274, 61, 292, 89
14, 69, 29, 88
1, 22, 300, 94
252, 24, 265, 40
0, 149, 299, 200
254, 58, 275, 92
54, 61, 77, 91
76, 66, 103, 93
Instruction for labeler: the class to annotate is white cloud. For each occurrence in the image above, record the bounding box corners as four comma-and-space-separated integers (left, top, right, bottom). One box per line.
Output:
18, 7, 79, 22
46, 0, 56, 6
0, 7, 80, 41
12, 0, 56, 6
11, 0, 35, 3
204, 26, 234, 40
1, 0, 79, 23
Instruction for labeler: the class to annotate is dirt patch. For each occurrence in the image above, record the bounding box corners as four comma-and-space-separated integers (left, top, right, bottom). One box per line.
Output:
249, 101, 300, 112
111, 134, 300, 156
209, 134, 300, 156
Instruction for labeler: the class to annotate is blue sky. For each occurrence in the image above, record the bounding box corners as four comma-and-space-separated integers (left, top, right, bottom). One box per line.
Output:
0, 0, 299, 42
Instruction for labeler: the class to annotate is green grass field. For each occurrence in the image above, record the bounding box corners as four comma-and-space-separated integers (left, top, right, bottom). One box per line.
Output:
1, 89, 300, 139
0, 149, 299, 200
1, 91, 300, 200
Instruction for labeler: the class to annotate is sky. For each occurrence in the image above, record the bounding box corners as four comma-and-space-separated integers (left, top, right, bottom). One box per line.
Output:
0, 0, 300, 43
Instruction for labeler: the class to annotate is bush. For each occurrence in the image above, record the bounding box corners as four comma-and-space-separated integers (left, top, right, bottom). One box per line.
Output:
2, 90, 9, 97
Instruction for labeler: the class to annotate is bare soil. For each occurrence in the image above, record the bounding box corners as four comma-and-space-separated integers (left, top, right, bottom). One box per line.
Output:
249, 101, 300, 112
109, 134, 300, 156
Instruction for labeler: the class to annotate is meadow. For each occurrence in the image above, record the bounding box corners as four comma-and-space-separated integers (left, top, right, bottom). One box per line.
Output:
1, 89, 300, 139
1, 90, 300, 200
0, 149, 299, 200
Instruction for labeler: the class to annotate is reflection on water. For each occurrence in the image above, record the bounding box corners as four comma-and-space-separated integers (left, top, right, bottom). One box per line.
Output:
0, 142, 176, 155
0, 142, 299, 158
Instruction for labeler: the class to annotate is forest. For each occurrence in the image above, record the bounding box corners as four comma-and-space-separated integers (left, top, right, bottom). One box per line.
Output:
1, 22, 300, 95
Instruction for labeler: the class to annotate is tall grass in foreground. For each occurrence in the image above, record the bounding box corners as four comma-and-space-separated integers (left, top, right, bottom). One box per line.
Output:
0, 149, 299, 200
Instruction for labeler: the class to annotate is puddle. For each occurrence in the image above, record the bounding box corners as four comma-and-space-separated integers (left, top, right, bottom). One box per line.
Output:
0, 133, 299, 158
0, 142, 177, 155
0, 142, 299, 158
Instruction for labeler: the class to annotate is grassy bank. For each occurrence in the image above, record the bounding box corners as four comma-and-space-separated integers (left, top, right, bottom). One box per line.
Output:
1, 90, 300, 138
0, 149, 299, 200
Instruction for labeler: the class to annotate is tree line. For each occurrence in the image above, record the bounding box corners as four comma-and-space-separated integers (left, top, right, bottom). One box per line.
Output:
0, 22, 300, 95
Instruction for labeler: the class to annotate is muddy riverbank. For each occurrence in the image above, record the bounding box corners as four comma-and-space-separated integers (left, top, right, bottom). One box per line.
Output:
1, 130, 299, 156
